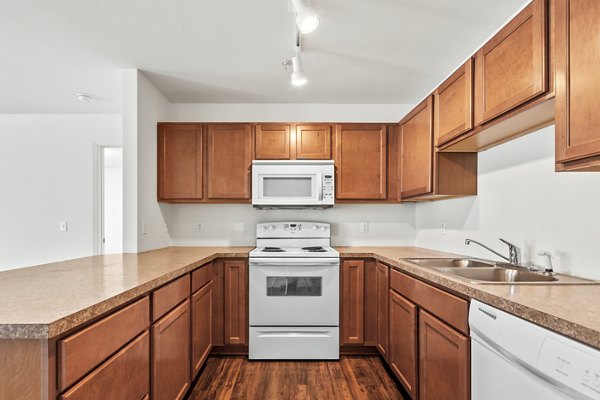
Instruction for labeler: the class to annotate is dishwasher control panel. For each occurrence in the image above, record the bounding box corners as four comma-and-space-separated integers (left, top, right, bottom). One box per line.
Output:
538, 336, 600, 397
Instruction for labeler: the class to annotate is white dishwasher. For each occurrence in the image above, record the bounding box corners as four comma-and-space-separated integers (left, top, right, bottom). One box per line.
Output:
470, 300, 600, 400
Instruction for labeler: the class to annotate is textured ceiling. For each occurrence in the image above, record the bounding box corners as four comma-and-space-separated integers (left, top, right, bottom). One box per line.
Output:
0, 0, 529, 113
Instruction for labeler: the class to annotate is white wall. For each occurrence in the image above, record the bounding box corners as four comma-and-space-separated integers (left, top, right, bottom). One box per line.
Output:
0, 114, 121, 271
122, 70, 172, 253
169, 103, 413, 123
415, 125, 600, 280
166, 204, 416, 246
136, 72, 171, 251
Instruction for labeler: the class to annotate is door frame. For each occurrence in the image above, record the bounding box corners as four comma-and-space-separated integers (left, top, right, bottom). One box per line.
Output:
93, 143, 123, 255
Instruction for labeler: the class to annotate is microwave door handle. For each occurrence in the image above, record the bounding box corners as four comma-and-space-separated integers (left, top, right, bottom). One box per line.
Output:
317, 173, 323, 201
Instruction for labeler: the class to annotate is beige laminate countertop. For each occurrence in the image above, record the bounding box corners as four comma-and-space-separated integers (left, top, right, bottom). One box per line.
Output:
338, 247, 600, 349
0, 247, 252, 339
1, 246, 600, 350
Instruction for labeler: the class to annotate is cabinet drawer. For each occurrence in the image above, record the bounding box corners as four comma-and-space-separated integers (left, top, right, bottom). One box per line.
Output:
58, 296, 149, 391
153, 274, 191, 321
192, 263, 213, 293
60, 331, 150, 400
390, 269, 469, 335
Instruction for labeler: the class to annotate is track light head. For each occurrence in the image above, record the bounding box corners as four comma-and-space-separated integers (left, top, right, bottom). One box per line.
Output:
291, 55, 307, 86
291, 0, 320, 34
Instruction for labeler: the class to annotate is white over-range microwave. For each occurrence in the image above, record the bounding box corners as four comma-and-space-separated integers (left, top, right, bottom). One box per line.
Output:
251, 160, 334, 209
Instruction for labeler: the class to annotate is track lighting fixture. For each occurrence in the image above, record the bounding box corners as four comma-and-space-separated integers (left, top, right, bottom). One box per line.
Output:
291, 49, 307, 87
290, 0, 320, 34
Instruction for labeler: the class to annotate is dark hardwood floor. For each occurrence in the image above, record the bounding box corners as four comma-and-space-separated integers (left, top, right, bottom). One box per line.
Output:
187, 355, 408, 400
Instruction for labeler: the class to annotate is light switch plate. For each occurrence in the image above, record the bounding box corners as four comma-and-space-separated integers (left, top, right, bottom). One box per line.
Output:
59, 221, 68, 232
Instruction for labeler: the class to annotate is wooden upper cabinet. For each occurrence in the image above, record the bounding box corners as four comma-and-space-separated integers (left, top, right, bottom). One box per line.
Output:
475, 0, 548, 125
206, 124, 253, 199
389, 290, 418, 400
255, 124, 291, 160
435, 59, 474, 146
158, 124, 203, 201
400, 96, 434, 198
555, 0, 600, 168
419, 310, 470, 400
341, 259, 365, 345
296, 124, 332, 159
334, 124, 387, 200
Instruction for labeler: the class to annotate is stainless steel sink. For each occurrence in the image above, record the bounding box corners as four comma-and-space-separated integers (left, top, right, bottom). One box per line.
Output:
405, 258, 494, 269
405, 258, 594, 284
437, 267, 558, 283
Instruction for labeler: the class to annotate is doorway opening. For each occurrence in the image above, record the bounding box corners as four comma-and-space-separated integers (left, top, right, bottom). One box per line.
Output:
98, 147, 123, 254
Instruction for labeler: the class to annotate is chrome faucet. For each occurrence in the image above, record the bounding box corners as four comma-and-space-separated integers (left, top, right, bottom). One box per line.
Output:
465, 238, 521, 266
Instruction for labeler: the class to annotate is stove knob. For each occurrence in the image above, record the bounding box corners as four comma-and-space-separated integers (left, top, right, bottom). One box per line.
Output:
312, 225, 318, 231
269, 224, 277, 230
261, 225, 268, 232
320, 226, 327, 231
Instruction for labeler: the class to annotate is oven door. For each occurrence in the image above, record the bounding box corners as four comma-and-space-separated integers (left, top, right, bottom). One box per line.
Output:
252, 165, 323, 206
249, 258, 339, 326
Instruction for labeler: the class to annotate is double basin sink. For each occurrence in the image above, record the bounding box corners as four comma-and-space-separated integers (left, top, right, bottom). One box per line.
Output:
405, 258, 593, 284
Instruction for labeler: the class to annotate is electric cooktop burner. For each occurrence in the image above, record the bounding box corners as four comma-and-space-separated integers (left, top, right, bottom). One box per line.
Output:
263, 247, 285, 252
302, 246, 327, 252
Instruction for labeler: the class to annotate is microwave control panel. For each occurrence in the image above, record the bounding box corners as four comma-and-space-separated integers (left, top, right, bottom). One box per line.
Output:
323, 174, 334, 200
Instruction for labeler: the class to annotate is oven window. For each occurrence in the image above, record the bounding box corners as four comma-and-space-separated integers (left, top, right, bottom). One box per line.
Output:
263, 177, 313, 198
266, 277, 322, 296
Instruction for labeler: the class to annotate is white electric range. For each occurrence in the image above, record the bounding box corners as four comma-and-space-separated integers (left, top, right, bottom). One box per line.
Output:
249, 222, 340, 360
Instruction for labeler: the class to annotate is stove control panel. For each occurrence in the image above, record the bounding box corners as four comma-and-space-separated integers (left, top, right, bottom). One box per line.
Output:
256, 222, 331, 238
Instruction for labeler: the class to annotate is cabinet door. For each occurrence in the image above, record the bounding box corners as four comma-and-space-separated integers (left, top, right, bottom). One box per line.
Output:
341, 259, 365, 345
334, 124, 387, 200
158, 124, 203, 200
60, 331, 150, 400
434, 59, 474, 146
419, 310, 469, 400
376, 262, 389, 358
389, 290, 418, 400
400, 96, 434, 198
206, 124, 253, 199
296, 124, 332, 159
255, 124, 291, 160
224, 260, 247, 345
475, 0, 547, 125
152, 300, 191, 400
191, 282, 212, 377
556, 0, 600, 163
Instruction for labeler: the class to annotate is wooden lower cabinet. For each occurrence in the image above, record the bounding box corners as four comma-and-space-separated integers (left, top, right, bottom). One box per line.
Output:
340, 259, 365, 345
388, 290, 418, 399
60, 331, 150, 400
419, 310, 470, 400
152, 300, 191, 400
376, 262, 389, 358
191, 281, 212, 376
224, 260, 248, 345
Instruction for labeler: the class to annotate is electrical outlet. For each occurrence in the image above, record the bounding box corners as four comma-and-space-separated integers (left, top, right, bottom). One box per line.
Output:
59, 221, 68, 232
441, 222, 447, 235
360, 222, 369, 233
142, 221, 147, 235
234, 222, 245, 233
195, 222, 203, 232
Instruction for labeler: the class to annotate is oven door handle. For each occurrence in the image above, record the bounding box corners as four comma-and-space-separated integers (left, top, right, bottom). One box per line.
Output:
250, 258, 340, 266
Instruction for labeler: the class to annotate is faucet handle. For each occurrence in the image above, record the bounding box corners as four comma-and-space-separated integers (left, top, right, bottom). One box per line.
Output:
538, 250, 554, 272
499, 238, 518, 249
